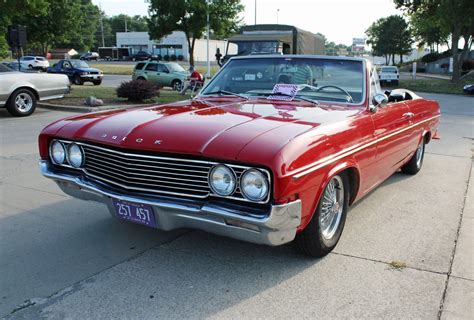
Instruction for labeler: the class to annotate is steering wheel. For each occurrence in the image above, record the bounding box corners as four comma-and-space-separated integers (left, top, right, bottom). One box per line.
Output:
315, 85, 354, 103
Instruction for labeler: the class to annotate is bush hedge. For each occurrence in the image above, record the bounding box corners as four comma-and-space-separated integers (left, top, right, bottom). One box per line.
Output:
116, 80, 160, 102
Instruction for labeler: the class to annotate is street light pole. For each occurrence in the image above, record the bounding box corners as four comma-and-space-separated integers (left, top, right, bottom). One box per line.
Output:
99, 3, 105, 47
254, 0, 257, 25
206, 0, 211, 78
277, 9, 279, 24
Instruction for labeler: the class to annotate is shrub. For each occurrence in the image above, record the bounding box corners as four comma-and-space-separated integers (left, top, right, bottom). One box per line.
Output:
116, 80, 159, 102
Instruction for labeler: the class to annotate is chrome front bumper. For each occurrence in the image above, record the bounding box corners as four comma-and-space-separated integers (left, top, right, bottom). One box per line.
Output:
39, 160, 302, 246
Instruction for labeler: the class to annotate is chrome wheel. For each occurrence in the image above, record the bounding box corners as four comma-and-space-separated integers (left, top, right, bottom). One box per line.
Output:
15, 93, 33, 113
320, 175, 344, 240
415, 143, 424, 168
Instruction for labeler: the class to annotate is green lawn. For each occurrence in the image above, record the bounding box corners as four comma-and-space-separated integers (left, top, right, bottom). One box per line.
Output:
398, 79, 470, 95
92, 64, 134, 75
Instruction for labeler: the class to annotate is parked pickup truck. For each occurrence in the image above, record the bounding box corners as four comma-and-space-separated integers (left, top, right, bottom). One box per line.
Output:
47, 59, 103, 85
378, 66, 399, 86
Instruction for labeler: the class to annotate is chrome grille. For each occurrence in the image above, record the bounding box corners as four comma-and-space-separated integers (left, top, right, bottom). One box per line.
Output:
82, 144, 214, 198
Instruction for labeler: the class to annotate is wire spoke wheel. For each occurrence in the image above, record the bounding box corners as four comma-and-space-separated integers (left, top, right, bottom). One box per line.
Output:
319, 175, 344, 240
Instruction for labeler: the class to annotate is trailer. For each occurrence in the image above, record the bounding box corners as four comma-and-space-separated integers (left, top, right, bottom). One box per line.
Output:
98, 47, 131, 61
220, 24, 325, 65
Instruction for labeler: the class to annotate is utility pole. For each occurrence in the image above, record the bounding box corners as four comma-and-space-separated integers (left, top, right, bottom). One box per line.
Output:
277, 9, 279, 24
124, 16, 127, 32
206, 0, 211, 78
99, 3, 105, 47
254, 0, 257, 25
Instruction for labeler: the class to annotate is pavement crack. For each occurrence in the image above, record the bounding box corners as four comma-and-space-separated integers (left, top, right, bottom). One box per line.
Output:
437, 159, 473, 320
3, 230, 191, 318
2, 182, 69, 198
330, 251, 447, 276
425, 152, 471, 159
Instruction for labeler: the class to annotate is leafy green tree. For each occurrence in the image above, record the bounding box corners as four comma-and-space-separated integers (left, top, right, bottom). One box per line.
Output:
395, 0, 474, 81
410, 10, 449, 52
97, 14, 149, 47
366, 15, 413, 65
0, 0, 49, 58
7, 0, 101, 55
147, 0, 243, 66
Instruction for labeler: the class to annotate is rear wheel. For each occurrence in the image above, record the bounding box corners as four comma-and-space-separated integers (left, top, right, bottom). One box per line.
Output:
401, 138, 425, 175
172, 79, 182, 91
293, 173, 349, 257
73, 74, 83, 85
137, 77, 146, 81
6, 88, 37, 117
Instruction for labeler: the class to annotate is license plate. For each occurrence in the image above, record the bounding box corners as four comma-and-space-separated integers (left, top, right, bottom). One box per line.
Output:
386, 79, 392, 82
112, 199, 157, 228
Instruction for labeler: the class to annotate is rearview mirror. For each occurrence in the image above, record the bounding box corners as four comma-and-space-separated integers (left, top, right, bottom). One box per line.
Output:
370, 93, 388, 112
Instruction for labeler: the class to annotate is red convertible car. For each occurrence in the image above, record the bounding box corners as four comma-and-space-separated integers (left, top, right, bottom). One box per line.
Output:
39, 56, 440, 257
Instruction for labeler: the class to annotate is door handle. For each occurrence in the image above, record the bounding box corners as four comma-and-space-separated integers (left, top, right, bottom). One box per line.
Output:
403, 112, 414, 118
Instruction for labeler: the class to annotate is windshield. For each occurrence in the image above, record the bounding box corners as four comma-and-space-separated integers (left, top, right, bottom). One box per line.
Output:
381, 67, 397, 73
167, 62, 185, 72
201, 57, 365, 104
71, 60, 90, 68
232, 41, 279, 55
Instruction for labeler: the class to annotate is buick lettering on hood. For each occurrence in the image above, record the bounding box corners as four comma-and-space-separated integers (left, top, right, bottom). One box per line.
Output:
39, 56, 440, 257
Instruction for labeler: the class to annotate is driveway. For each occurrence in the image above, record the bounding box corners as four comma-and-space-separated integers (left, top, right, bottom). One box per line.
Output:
0, 93, 472, 319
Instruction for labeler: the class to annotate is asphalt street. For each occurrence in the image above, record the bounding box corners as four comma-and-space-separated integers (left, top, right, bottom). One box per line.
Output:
0, 93, 472, 319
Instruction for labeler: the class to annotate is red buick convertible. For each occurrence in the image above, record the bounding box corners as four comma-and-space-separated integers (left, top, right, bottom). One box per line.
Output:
39, 56, 440, 257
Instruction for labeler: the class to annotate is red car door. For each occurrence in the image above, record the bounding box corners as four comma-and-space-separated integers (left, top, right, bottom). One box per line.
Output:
371, 101, 412, 181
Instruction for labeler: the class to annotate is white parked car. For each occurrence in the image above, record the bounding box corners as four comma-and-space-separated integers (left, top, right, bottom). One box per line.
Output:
0, 64, 69, 116
378, 66, 399, 86
19, 56, 50, 71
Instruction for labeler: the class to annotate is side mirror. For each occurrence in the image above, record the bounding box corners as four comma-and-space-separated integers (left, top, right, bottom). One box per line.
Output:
370, 93, 388, 112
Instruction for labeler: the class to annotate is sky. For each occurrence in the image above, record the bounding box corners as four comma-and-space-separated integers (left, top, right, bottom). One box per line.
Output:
92, 0, 403, 45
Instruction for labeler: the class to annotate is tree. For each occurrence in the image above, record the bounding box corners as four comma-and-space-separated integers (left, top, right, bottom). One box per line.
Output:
97, 14, 149, 47
410, 10, 449, 52
395, 0, 474, 81
8, 0, 100, 55
0, 0, 49, 58
147, 0, 243, 66
366, 15, 413, 65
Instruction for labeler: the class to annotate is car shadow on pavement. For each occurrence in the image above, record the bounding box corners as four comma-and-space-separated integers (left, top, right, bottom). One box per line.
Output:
0, 198, 319, 318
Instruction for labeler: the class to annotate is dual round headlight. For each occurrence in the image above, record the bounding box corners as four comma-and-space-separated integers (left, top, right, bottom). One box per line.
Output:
240, 169, 269, 201
50, 141, 84, 168
208, 165, 269, 202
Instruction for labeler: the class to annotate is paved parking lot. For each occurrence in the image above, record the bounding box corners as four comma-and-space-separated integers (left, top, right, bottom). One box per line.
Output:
0, 93, 472, 319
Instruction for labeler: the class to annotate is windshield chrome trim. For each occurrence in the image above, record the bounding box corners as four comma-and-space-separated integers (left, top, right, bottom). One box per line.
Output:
199, 56, 368, 107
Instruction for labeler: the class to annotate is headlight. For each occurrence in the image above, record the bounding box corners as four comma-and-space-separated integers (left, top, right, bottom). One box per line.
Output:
50, 141, 66, 164
240, 169, 269, 201
209, 165, 236, 196
67, 143, 84, 168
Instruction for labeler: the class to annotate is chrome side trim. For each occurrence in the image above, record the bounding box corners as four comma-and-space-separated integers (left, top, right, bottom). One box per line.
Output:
292, 115, 440, 180
39, 160, 301, 246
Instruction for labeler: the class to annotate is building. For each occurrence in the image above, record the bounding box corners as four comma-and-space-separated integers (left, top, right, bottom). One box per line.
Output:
116, 31, 227, 63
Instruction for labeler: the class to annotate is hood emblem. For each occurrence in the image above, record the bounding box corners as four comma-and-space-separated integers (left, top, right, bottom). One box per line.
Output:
136, 138, 143, 143
154, 140, 162, 145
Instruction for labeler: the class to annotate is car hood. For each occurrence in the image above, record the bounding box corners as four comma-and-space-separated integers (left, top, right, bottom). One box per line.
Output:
43, 98, 361, 165
76, 67, 101, 73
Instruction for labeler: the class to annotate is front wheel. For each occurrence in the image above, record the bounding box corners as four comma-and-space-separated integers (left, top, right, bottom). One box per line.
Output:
293, 173, 349, 257
92, 80, 102, 86
172, 80, 182, 91
6, 88, 37, 117
73, 74, 83, 85
401, 138, 425, 174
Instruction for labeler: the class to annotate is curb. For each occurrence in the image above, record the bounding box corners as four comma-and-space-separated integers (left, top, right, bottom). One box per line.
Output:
38, 102, 155, 113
